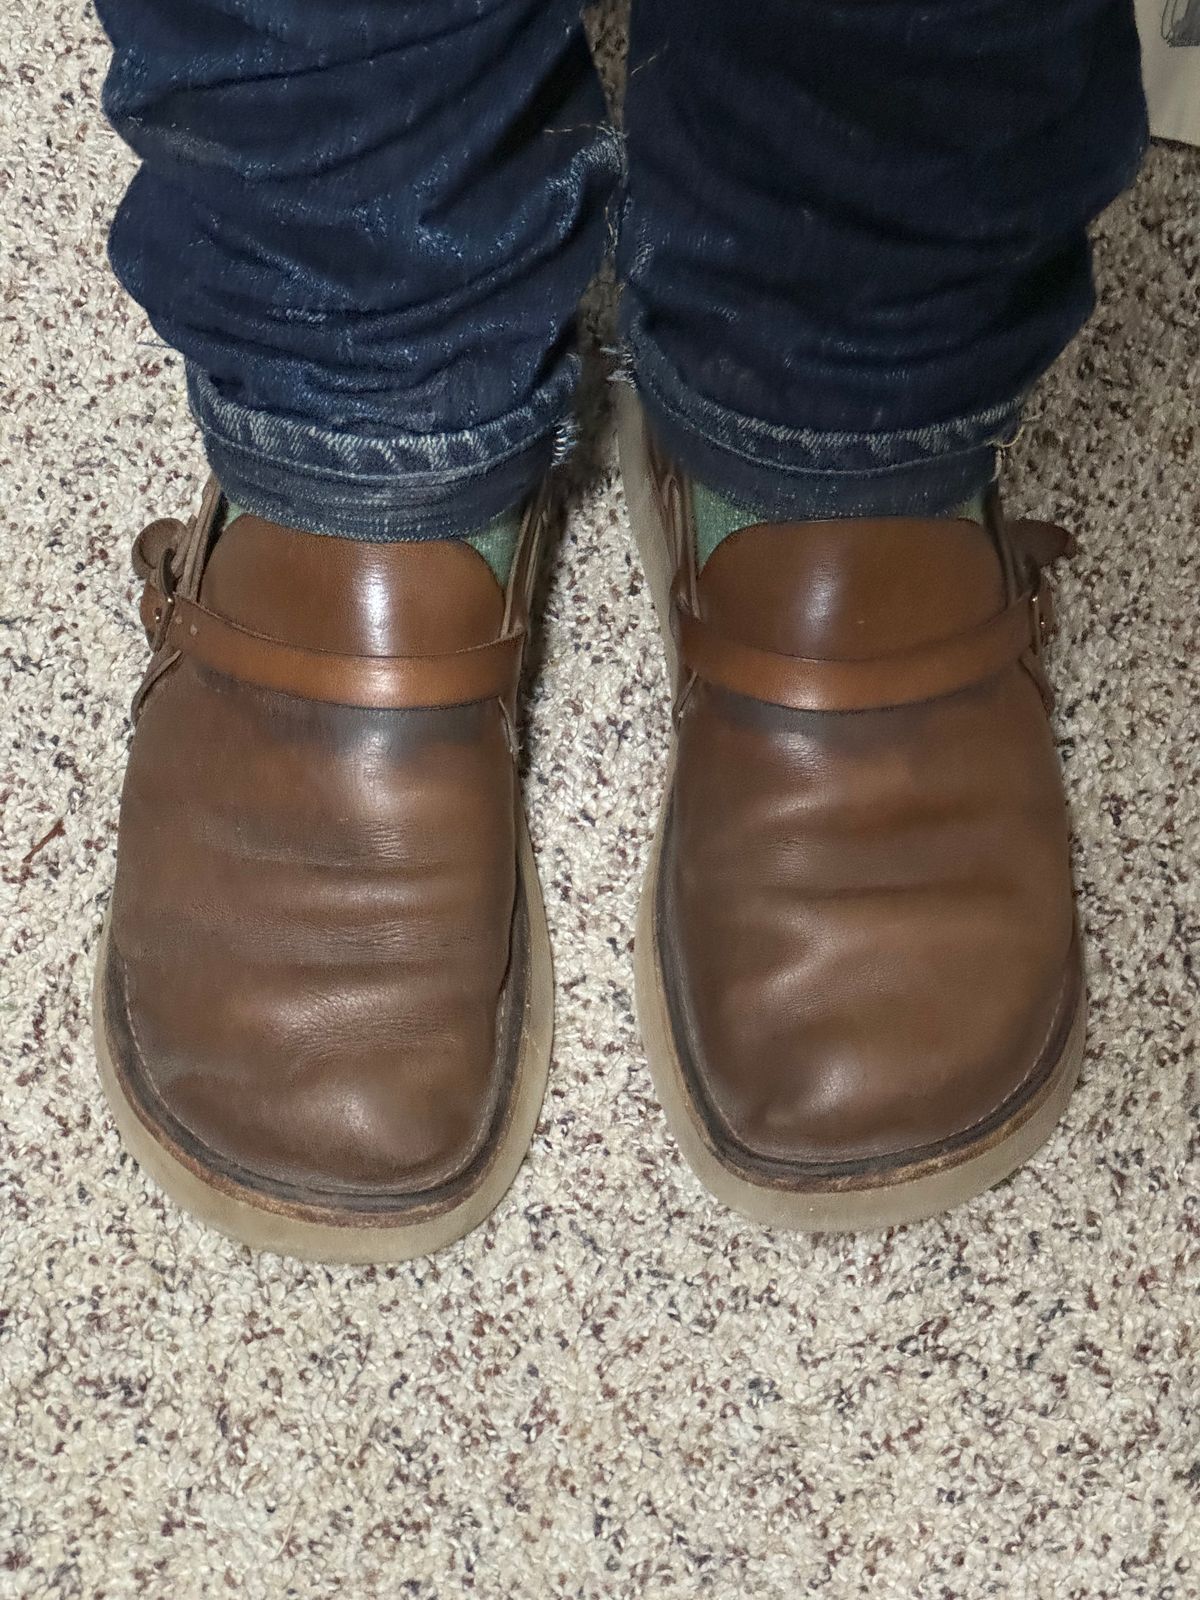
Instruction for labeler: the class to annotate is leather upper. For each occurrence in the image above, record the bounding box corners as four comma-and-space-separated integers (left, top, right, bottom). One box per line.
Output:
651, 447, 1082, 1173
106, 485, 542, 1201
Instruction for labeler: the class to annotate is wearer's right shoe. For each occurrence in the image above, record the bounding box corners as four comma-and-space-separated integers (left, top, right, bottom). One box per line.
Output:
95, 479, 553, 1261
618, 393, 1086, 1230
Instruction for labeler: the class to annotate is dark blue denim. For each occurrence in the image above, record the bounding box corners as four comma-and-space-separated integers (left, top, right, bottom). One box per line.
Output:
99, 0, 621, 537
620, 0, 1149, 518
98, 0, 1147, 536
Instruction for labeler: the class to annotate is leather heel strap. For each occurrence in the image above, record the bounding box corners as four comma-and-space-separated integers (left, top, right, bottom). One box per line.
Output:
673, 586, 1049, 714
145, 586, 524, 710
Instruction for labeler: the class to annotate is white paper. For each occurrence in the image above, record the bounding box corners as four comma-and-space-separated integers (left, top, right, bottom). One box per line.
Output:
1137, 0, 1200, 144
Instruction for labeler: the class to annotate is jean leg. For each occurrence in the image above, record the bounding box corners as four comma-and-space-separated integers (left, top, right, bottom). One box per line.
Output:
619, 0, 1148, 517
98, 0, 620, 538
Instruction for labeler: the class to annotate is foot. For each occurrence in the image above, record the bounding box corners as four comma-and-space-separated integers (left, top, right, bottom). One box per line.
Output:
95, 479, 553, 1261
619, 396, 1084, 1230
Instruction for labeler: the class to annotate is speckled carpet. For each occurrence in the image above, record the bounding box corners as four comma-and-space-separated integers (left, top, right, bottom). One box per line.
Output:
2, 6, 1198, 1597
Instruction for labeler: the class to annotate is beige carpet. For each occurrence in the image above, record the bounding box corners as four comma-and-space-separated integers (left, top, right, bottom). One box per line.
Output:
3, 6, 1199, 1596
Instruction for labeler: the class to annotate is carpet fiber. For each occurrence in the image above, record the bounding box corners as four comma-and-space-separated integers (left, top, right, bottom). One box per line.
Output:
2, 7, 1198, 1597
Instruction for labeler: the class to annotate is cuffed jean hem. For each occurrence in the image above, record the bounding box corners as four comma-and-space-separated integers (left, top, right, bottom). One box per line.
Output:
187, 361, 579, 541
628, 327, 1025, 521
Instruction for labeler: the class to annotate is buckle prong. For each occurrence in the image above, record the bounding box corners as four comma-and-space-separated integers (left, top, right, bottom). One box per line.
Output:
148, 550, 178, 653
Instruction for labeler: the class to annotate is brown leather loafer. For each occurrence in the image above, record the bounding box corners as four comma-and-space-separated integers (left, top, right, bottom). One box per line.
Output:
619, 394, 1085, 1230
95, 478, 553, 1261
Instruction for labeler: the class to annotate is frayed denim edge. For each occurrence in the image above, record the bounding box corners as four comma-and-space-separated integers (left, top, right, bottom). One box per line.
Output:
629, 326, 1027, 521
187, 360, 578, 540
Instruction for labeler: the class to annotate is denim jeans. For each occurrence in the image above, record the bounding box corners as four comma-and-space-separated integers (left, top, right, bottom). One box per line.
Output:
98, 0, 1147, 538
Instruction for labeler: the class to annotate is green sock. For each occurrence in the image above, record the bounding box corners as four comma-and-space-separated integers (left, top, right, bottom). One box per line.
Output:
692, 483, 988, 569
463, 512, 521, 586
220, 502, 521, 586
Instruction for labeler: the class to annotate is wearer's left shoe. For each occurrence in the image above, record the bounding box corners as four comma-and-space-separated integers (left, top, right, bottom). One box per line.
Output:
618, 393, 1086, 1230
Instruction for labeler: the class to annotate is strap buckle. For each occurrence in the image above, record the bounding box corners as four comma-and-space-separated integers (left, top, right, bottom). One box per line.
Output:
1029, 579, 1055, 661
147, 549, 177, 653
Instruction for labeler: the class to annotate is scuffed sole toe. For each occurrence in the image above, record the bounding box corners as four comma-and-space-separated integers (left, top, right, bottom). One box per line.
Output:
93, 813, 553, 1264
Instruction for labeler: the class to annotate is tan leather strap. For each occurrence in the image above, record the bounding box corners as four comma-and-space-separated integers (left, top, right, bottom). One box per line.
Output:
672, 584, 1048, 714
1008, 517, 1074, 568
142, 583, 524, 710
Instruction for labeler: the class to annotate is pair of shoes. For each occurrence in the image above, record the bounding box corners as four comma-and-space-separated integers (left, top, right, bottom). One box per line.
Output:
94, 397, 1085, 1260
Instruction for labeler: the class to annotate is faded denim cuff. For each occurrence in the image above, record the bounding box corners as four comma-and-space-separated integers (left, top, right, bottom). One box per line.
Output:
187, 358, 579, 541
629, 325, 1026, 521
